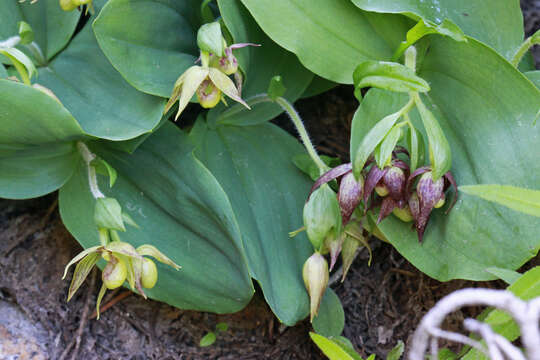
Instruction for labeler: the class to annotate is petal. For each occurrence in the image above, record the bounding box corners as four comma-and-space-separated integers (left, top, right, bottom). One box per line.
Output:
63, 245, 101, 279
363, 165, 388, 206
406, 166, 431, 194
208, 67, 250, 109
443, 171, 459, 214
67, 252, 100, 302
229, 43, 261, 50
338, 170, 363, 225
377, 197, 396, 224
136, 244, 181, 270
383, 167, 406, 202
308, 163, 352, 199
105, 241, 143, 260
175, 66, 208, 120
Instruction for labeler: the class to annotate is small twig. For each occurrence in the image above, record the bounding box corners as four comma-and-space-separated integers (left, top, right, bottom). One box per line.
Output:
90, 291, 131, 319
59, 270, 97, 360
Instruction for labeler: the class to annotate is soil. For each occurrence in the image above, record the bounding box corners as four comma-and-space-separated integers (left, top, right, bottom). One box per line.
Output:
0, 3, 538, 360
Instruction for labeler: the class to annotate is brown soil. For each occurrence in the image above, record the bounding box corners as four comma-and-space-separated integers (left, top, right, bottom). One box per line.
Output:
0, 3, 538, 360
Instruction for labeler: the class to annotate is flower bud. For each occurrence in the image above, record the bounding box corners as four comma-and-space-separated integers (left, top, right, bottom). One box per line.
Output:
338, 171, 363, 225
141, 258, 158, 289
303, 184, 341, 250
94, 197, 126, 231
196, 79, 221, 108
392, 206, 414, 222
417, 172, 444, 206
102, 256, 127, 290
383, 166, 406, 203
302, 253, 329, 322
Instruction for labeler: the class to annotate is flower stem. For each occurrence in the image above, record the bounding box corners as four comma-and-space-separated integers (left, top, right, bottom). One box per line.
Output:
0, 36, 20, 48
275, 97, 329, 174
77, 142, 105, 199
511, 32, 540, 68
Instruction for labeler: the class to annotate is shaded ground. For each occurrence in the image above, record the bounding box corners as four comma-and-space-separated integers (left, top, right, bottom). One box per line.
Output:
0, 3, 538, 360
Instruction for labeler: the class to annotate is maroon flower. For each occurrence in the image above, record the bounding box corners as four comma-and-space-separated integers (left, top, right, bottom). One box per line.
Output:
406, 167, 458, 242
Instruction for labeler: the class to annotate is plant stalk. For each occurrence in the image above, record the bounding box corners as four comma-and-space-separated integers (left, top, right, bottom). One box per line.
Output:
77, 142, 105, 199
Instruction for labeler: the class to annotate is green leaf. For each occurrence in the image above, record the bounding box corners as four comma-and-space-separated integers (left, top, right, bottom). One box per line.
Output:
36, 14, 164, 141
207, 0, 313, 126
197, 22, 223, 57
375, 124, 402, 168
293, 154, 341, 182
484, 267, 521, 285
386, 341, 404, 360
462, 267, 540, 360
190, 119, 313, 325
59, 122, 254, 313
17, 21, 34, 45
414, 93, 451, 180
351, 36, 540, 281
460, 185, 540, 218
92, 157, 117, 188
94, 197, 125, 231
350, 0, 524, 60
301, 76, 338, 99
0, 79, 87, 199
0, 1, 80, 61
0, 47, 37, 82
312, 289, 345, 338
352, 110, 401, 178
239, 0, 410, 84
309, 333, 362, 360
93, 0, 202, 97
393, 19, 466, 60
406, 124, 425, 172
199, 332, 217, 347
525, 70, 540, 90
353, 61, 430, 93
267, 75, 286, 101
215, 322, 228, 332
0, 63, 6, 78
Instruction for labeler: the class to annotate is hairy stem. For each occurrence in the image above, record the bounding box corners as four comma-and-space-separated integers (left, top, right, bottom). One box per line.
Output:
511, 33, 539, 68
275, 96, 329, 174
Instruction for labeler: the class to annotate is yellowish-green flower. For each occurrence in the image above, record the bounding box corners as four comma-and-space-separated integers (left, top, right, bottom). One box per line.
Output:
165, 63, 250, 120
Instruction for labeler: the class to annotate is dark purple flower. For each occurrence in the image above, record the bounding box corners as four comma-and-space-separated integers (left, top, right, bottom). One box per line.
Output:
406, 167, 458, 242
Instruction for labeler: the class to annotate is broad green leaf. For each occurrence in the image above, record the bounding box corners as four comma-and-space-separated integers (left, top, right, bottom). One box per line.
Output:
525, 70, 540, 90
484, 267, 521, 285
240, 0, 410, 84
352, 36, 540, 281
0, 63, 6, 78
0, 1, 80, 61
301, 76, 337, 99
59, 122, 254, 313
0, 79, 86, 199
312, 289, 345, 338
35, 8, 164, 141
190, 119, 313, 325
207, 0, 313, 126
414, 93, 451, 180
310, 333, 362, 360
462, 267, 540, 360
353, 61, 430, 93
351, 0, 524, 60
93, 0, 202, 97
460, 185, 540, 218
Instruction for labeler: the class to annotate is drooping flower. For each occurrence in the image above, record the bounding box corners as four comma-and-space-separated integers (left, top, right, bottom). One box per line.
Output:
302, 252, 329, 322
406, 167, 458, 242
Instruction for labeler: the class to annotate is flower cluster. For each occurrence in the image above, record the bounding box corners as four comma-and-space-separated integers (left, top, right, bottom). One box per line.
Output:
300, 149, 457, 320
